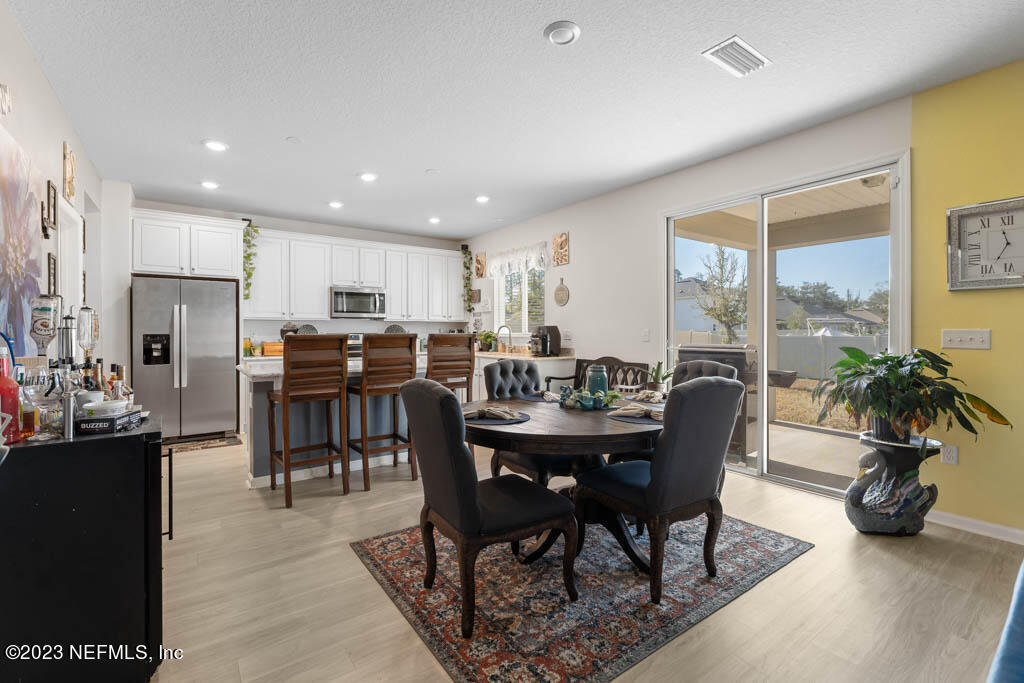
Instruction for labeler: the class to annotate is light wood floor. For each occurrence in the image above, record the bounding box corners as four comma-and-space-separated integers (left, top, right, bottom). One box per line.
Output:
152, 443, 1022, 683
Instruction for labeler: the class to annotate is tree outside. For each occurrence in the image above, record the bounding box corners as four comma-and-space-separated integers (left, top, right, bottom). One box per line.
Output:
696, 245, 747, 344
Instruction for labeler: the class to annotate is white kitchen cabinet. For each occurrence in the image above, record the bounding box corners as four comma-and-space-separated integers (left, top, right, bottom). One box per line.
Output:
246, 235, 289, 318
289, 241, 330, 319
407, 252, 428, 320
132, 217, 190, 274
446, 254, 466, 322
331, 244, 358, 286
427, 254, 447, 321
190, 224, 241, 277
385, 250, 407, 320
359, 248, 386, 288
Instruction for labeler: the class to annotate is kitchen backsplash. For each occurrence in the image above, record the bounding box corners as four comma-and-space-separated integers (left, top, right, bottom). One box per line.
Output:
244, 319, 467, 343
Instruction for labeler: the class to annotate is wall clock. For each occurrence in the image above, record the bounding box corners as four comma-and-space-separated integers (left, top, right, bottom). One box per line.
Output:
947, 195, 1024, 291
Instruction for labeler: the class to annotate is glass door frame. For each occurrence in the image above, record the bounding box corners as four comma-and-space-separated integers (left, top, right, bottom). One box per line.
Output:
665, 150, 912, 496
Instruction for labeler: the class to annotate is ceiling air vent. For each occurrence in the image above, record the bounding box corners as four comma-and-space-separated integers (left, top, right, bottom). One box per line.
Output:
701, 35, 771, 78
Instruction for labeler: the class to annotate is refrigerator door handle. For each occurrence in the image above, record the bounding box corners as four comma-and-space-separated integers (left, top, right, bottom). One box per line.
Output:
172, 304, 180, 389
181, 304, 189, 388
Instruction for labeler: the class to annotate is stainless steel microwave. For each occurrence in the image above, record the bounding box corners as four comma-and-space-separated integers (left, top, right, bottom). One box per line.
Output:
330, 286, 386, 319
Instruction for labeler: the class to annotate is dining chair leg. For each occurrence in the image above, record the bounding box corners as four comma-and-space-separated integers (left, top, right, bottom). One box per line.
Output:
457, 542, 480, 638
648, 516, 668, 604
282, 400, 293, 508
420, 506, 436, 589
360, 391, 371, 491
489, 452, 502, 478
392, 394, 399, 467
325, 400, 334, 479
339, 390, 350, 494
510, 540, 519, 557
409, 440, 418, 481
562, 518, 579, 602
704, 498, 723, 578
267, 398, 276, 491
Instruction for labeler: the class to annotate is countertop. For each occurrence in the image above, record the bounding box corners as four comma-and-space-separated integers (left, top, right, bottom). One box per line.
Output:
238, 353, 429, 381
476, 351, 575, 361
8, 416, 163, 450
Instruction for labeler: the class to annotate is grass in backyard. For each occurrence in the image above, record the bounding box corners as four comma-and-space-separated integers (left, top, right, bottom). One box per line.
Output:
773, 378, 861, 433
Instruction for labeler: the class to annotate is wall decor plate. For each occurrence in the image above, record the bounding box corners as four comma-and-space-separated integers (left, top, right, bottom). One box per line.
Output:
554, 277, 570, 306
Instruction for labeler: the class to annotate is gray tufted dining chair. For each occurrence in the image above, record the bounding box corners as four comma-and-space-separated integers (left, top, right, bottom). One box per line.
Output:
483, 359, 542, 399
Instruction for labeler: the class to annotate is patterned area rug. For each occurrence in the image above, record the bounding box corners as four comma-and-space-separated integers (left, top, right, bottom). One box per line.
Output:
352, 517, 812, 681
162, 435, 242, 455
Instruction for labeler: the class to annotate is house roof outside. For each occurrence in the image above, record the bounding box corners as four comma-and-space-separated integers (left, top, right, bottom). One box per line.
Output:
675, 277, 706, 298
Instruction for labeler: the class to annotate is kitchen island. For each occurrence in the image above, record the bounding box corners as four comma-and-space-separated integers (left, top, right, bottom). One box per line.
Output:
238, 351, 575, 488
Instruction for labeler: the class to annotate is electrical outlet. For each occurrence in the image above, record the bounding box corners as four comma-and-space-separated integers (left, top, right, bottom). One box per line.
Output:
561, 330, 573, 346
940, 444, 958, 465
941, 329, 991, 350
640, 328, 650, 342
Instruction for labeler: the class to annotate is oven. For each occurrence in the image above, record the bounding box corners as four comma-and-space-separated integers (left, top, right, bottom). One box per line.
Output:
330, 286, 386, 319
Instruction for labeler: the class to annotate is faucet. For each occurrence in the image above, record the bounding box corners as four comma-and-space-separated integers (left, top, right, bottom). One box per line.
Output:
496, 325, 513, 352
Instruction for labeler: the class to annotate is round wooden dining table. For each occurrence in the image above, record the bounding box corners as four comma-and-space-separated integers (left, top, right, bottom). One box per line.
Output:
461, 397, 663, 572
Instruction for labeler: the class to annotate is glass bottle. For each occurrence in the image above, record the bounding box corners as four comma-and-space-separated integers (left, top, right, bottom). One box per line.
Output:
19, 376, 37, 439
29, 294, 61, 357
0, 343, 20, 444
586, 364, 609, 396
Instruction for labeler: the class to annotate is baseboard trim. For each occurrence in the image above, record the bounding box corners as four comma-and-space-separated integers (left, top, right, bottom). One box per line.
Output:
247, 453, 410, 489
928, 510, 1024, 546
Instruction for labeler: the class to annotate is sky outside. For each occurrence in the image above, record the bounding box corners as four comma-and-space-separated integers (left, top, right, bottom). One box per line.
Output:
675, 235, 890, 300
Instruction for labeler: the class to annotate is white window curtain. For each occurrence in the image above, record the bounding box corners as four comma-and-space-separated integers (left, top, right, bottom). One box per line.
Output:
489, 242, 547, 334
485, 242, 548, 279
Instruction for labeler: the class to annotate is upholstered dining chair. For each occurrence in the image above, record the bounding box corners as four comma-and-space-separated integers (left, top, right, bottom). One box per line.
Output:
573, 376, 746, 604
400, 378, 579, 638
484, 360, 576, 494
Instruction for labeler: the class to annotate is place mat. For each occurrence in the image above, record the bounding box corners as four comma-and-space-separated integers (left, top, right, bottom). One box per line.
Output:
518, 393, 547, 402
352, 517, 813, 682
608, 414, 662, 425
464, 412, 531, 426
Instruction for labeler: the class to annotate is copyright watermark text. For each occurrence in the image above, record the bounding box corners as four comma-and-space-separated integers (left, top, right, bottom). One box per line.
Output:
5, 643, 183, 662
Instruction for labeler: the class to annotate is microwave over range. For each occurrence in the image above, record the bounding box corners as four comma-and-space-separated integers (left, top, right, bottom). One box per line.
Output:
330, 286, 386, 319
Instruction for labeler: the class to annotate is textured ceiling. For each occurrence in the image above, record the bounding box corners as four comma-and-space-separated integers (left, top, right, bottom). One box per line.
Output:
9, 1, 1024, 239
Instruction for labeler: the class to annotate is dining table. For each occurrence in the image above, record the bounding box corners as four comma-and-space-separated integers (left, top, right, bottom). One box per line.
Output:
461, 396, 664, 573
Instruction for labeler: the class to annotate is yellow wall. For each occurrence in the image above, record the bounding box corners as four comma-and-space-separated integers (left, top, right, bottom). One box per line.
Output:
912, 59, 1024, 529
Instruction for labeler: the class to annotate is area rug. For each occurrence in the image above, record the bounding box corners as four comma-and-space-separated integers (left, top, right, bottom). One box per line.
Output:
352, 516, 812, 681
162, 435, 242, 455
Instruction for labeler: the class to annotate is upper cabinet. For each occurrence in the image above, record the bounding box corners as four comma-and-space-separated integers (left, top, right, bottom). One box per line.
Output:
446, 254, 467, 322
385, 250, 407, 321
132, 217, 190, 275
289, 241, 330, 319
406, 252, 428, 321
359, 248, 385, 288
246, 235, 289, 319
132, 210, 245, 279
190, 225, 241, 277
330, 244, 358, 286
427, 254, 447, 321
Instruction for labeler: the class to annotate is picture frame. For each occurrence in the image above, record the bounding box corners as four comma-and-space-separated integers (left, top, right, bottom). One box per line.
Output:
474, 252, 486, 278
41, 180, 58, 238
470, 289, 481, 304
47, 252, 57, 295
63, 141, 76, 203
553, 232, 569, 266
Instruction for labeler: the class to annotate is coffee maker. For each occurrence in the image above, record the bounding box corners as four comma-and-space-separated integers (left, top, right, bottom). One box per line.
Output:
529, 325, 561, 357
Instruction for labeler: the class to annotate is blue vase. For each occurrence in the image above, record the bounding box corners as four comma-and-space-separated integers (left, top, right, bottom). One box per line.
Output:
586, 365, 609, 396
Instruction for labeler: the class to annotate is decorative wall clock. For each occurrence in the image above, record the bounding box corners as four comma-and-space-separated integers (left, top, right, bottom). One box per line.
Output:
947, 195, 1024, 290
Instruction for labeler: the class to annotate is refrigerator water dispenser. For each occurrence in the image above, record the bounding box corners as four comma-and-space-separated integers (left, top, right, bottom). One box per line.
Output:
142, 334, 170, 365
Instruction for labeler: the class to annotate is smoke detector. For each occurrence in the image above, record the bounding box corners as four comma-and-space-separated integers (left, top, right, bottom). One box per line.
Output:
701, 35, 771, 77
544, 21, 581, 46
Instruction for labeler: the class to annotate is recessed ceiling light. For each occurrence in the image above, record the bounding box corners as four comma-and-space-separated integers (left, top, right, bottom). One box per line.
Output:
544, 20, 581, 46
360, 172, 378, 182
475, 195, 490, 204
201, 180, 219, 189
701, 35, 771, 78
202, 139, 228, 152
328, 201, 343, 209
429, 217, 440, 224
424, 168, 441, 175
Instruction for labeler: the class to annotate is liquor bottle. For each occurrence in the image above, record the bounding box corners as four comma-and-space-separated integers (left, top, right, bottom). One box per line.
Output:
18, 377, 37, 439
0, 342, 20, 444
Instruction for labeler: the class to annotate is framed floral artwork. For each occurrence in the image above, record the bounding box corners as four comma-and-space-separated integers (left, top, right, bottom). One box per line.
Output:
474, 252, 486, 278
553, 232, 569, 266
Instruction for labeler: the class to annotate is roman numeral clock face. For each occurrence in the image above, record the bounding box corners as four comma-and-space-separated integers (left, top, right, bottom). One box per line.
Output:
951, 200, 1024, 290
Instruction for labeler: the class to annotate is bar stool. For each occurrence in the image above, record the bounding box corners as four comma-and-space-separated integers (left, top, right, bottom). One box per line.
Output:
267, 334, 349, 508
346, 333, 417, 490
425, 333, 475, 402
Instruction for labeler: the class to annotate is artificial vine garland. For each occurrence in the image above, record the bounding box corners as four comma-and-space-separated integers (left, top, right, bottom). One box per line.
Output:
242, 220, 260, 300
462, 245, 474, 314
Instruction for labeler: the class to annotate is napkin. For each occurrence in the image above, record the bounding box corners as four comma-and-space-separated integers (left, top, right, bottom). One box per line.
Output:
542, 391, 561, 402
632, 389, 665, 403
463, 406, 520, 420
609, 404, 663, 421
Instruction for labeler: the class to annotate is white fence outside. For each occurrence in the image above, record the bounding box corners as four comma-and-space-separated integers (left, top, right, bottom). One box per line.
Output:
777, 334, 886, 380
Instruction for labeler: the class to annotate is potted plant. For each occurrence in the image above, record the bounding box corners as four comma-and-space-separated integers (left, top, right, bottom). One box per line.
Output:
646, 360, 673, 392
478, 330, 497, 352
812, 347, 1011, 445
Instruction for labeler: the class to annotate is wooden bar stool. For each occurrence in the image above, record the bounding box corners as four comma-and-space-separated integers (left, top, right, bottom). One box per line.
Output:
346, 333, 417, 490
425, 333, 475, 403
267, 334, 349, 508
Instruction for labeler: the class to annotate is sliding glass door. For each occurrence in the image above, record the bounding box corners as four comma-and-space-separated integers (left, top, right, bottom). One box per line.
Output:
667, 157, 906, 494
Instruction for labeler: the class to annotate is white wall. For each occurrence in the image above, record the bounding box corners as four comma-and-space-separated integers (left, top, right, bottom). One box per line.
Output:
134, 199, 460, 252
99, 181, 133, 369
467, 97, 912, 364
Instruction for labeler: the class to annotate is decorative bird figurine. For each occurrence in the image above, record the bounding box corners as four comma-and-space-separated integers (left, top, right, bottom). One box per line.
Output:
845, 449, 938, 536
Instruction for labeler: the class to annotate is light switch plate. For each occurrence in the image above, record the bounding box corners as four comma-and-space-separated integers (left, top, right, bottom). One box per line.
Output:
561, 330, 573, 346
940, 444, 958, 465
941, 329, 991, 350
640, 328, 650, 342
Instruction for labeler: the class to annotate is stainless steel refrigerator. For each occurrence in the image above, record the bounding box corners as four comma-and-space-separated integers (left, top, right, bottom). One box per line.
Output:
131, 275, 238, 439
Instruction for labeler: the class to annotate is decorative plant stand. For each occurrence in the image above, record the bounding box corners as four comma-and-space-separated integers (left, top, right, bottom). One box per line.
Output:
845, 432, 941, 536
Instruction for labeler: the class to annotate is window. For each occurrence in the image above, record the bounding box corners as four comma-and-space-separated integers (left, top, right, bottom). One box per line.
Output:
499, 268, 544, 334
